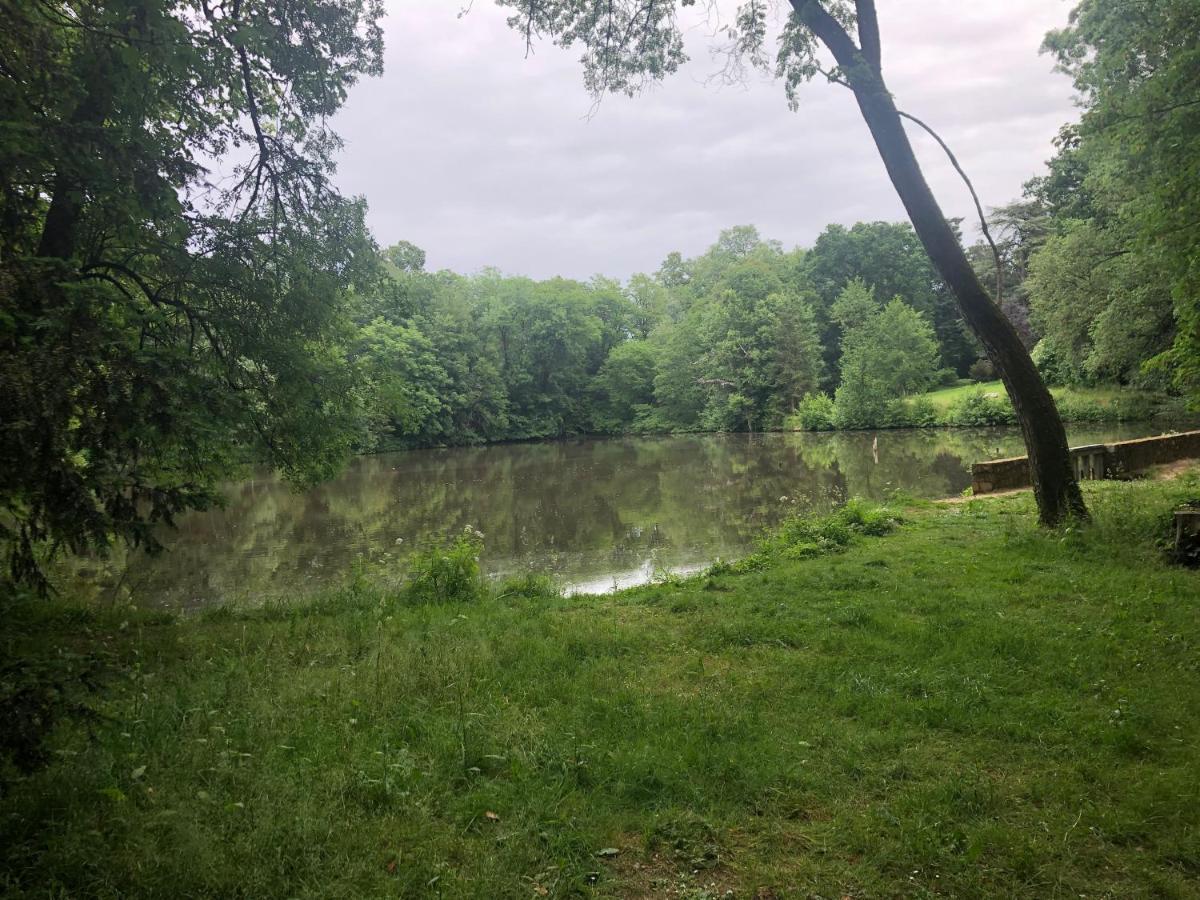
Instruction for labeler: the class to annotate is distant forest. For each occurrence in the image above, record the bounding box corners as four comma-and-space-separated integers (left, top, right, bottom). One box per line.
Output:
357, 191, 1178, 447
360, 222, 952, 445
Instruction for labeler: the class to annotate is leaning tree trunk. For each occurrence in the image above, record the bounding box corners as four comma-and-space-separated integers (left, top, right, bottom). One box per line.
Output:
794, 0, 1087, 525
851, 83, 1087, 524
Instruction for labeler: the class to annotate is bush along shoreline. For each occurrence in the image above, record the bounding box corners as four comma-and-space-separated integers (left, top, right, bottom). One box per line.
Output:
788, 382, 1191, 432
374, 383, 1191, 453
3, 473, 1200, 897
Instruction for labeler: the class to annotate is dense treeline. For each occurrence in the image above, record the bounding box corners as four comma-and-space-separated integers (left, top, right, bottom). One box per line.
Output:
355, 223, 972, 448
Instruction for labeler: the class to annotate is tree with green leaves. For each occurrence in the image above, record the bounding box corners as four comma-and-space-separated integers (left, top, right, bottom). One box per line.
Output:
624, 273, 671, 339
353, 317, 449, 443
0, 0, 384, 586
648, 321, 708, 430
834, 296, 940, 428
491, 0, 1086, 524
806, 222, 974, 379
830, 278, 881, 334
1030, 0, 1198, 399
591, 340, 658, 432
696, 258, 823, 431
964, 200, 1051, 351
637, 229, 821, 432
1026, 226, 1174, 387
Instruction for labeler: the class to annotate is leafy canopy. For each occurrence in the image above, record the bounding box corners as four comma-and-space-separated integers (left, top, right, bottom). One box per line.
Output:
1031, 0, 1200, 399
0, 0, 384, 585
493, 0, 859, 101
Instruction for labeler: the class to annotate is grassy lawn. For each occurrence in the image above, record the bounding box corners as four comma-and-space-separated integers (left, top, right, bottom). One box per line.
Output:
918, 380, 1165, 413
4, 474, 1200, 898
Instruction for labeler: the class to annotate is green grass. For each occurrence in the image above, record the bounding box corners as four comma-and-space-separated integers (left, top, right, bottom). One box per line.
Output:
4, 474, 1200, 898
920, 379, 1165, 413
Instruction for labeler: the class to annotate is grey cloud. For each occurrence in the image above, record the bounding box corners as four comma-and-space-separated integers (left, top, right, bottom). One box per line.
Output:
332, 0, 1078, 280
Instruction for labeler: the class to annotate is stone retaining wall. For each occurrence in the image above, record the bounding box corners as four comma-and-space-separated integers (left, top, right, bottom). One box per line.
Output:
971, 430, 1200, 495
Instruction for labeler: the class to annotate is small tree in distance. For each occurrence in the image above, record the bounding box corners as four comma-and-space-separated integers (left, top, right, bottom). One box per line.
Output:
835, 297, 940, 429
489, 0, 1087, 525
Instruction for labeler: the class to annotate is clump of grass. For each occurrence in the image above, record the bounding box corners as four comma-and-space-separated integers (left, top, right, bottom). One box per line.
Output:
1084, 469, 1200, 561
493, 571, 560, 600
838, 496, 901, 536
403, 527, 486, 604
405, 529, 564, 605
738, 498, 901, 569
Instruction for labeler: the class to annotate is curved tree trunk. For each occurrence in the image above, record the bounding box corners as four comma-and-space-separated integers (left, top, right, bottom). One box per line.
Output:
794, 0, 1087, 525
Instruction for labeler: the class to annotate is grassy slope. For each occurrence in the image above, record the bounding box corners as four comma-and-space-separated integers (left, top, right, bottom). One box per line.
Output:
920, 380, 1160, 412
4, 476, 1200, 898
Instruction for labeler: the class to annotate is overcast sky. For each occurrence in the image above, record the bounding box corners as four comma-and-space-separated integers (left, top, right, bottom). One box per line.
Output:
331, 0, 1080, 281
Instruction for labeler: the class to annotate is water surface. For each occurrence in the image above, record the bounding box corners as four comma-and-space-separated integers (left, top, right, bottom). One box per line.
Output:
72, 423, 1189, 607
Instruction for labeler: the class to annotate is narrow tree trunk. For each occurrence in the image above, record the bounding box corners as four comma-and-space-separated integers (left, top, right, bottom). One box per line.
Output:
36, 54, 112, 262
794, 0, 1087, 525
37, 176, 84, 260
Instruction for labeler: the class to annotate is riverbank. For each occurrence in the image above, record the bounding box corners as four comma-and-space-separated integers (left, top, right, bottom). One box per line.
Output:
5, 472, 1200, 897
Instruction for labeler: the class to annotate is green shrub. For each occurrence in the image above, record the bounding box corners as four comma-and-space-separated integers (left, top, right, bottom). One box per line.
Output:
885, 396, 939, 428
1055, 396, 1110, 423
942, 389, 1016, 426
839, 497, 901, 536
1031, 338, 1085, 386
404, 528, 486, 604
909, 396, 940, 427
935, 367, 962, 387
834, 386, 947, 431
791, 394, 836, 431
833, 386, 888, 430
968, 358, 996, 382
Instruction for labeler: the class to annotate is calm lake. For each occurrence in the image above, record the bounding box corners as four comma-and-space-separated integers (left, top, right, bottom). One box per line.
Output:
74, 423, 1191, 607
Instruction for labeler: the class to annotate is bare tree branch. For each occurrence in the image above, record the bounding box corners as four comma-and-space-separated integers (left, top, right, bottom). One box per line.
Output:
816, 64, 851, 90
239, 44, 275, 213
896, 110, 1004, 304
795, 4, 1001, 302
522, 0, 538, 57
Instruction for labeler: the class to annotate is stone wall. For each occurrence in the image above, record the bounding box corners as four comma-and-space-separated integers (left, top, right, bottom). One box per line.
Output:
970, 455, 1032, 495
971, 430, 1200, 495
1107, 431, 1200, 475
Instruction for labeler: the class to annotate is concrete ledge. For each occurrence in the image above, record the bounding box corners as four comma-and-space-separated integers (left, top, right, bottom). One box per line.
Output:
972, 430, 1200, 495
